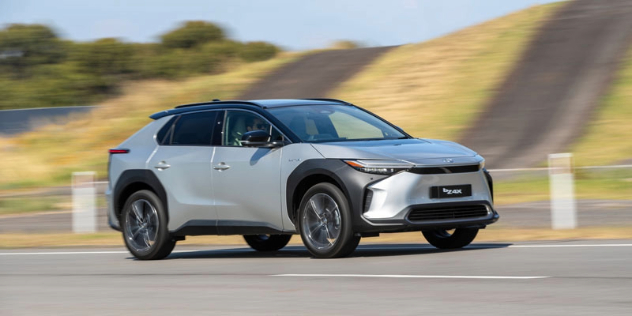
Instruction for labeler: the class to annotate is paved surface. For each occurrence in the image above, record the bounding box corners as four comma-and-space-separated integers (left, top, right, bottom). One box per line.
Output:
462, 0, 632, 169
238, 46, 395, 99
1, 240, 632, 315
0, 106, 95, 135
496, 199, 632, 228
2, 199, 630, 233
0, 208, 110, 233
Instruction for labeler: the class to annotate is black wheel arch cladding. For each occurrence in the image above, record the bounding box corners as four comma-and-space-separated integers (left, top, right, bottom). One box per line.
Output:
113, 169, 169, 222
286, 159, 388, 229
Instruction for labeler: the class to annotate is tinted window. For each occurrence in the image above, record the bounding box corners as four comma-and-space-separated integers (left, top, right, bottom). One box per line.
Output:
170, 111, 217, 146
156, 116, 177, 145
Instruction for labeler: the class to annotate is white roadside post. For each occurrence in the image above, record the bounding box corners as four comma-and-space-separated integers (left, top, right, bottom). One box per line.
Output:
72, 171, 97, 233
548, 153, 577, 229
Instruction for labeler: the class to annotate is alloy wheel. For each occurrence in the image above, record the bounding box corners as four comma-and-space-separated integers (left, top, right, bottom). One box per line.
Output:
124, 199, 159, 253
301, 193, 342, 250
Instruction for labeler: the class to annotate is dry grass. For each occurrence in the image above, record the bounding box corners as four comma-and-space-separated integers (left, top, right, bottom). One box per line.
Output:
0, 54, 299, 189
2, 226, 631, 249
571, 46, 632, 166
331, 3, 563, 141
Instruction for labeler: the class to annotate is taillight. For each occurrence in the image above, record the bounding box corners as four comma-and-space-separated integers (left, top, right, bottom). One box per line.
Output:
109, 149, 130, 154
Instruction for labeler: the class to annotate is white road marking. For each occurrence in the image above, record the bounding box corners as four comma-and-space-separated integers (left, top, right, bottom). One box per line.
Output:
508, 243, 632, 248
273, 274, 548, 280
358, 243, 632, 251
0, 251, 129, 256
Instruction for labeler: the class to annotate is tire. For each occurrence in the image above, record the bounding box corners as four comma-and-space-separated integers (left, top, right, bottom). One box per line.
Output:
422, 228, 479, 249
243, 234, 292, 251
121, 190, 175, 260
298, 183, 360, 258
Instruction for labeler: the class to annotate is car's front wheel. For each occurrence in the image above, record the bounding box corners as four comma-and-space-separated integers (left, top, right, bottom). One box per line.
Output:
243, 234, 292, 251
422, 228, 479, 249
122, 190, 175, 260
298, 183, 360, 258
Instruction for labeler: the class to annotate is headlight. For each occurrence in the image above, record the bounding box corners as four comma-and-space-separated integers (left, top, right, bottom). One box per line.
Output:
479, 159, 485, 170
343, 159, 413, 175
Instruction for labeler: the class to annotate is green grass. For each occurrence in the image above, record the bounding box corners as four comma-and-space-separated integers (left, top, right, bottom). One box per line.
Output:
570, 46, 632, 166
0, 195, 106, 216
494, 168, 632, 205
332, 3, 563, 141
0, 196, 68, 216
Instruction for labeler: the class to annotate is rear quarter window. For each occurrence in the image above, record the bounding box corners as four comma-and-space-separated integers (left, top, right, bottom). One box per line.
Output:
156, 116, 177, 145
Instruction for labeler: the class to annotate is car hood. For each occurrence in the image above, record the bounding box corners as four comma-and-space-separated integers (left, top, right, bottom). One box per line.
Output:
310, 138, 483, 166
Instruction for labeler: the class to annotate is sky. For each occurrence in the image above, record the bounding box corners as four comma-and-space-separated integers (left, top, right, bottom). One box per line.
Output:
0, 0, 560, 50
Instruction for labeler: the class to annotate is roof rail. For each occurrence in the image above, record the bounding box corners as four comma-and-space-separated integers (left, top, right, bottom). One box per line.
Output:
302, 98, 352, 105
175, 100, 262, 109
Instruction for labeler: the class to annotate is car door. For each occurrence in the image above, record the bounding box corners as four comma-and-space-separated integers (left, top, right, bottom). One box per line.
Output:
147, 110, 223, 231
211, 109, 285, 233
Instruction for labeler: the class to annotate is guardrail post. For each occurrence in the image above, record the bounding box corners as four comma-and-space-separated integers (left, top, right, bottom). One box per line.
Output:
72, 171, 96, 233
548, 153, 577, 229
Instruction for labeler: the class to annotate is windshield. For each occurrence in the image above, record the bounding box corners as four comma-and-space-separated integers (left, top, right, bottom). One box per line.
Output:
269, 104, 407, 142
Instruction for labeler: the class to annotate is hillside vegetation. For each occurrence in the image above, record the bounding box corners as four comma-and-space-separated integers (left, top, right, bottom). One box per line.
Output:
0, 3, 565, 190
570, 46, 632, 166
332, 3, 562, 141
0, 54, 298, 189
0, 22, 279, 110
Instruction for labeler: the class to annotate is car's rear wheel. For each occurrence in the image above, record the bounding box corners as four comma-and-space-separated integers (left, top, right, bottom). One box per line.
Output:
122, 190, 175, 260
243, 234, 292, 251
422, 228, 479, 249
298, 183, 360, 258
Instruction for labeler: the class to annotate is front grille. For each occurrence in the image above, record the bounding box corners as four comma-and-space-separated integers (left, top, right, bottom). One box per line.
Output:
407, 204, 489, 222
407, 164, 479, 175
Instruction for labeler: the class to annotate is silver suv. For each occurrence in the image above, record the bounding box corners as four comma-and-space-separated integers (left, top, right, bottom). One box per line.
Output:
107, 99, 498, 259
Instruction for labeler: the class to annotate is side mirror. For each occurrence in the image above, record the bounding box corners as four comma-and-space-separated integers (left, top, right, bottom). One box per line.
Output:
241, 130, 284, 148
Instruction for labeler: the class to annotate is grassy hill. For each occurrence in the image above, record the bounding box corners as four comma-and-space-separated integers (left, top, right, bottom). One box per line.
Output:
331, 3, 562, 141
0, 54, 299, 189
0, 3, 565, 190
570, 46, 632, 166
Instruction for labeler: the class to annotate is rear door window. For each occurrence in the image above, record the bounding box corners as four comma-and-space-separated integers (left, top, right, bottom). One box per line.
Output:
169, 111, 218, 146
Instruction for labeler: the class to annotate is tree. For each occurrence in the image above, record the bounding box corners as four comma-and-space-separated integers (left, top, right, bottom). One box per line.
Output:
0, 24, 65, 75
161, 21, 225, 49
70, 38, 134, 76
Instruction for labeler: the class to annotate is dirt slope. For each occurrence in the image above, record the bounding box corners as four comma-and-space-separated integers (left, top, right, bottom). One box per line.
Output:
238, 47, 395, 99
461, 0, 632, 169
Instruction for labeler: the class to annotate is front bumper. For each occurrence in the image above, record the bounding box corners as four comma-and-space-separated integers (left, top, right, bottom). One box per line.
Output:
353, 169, 498, 233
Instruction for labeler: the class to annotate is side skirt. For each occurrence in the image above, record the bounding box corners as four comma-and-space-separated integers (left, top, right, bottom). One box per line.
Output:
170, 220, 289, 236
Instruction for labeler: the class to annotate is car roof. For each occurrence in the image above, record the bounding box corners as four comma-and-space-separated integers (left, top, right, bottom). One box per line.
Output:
149, 98, 351, 120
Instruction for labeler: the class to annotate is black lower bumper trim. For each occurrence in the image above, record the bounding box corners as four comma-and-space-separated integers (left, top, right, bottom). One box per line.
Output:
355, 200, 499, 233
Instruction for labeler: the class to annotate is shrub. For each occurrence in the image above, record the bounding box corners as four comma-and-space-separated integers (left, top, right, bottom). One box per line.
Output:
69, 38, 135, 76
161, 21, 225, 49
239, 41, 279, 62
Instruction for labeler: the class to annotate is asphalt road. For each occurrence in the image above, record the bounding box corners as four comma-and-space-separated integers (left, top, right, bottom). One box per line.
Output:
238, 46, 395, 99
1, 240, 631, 315
0, 106, 95, 135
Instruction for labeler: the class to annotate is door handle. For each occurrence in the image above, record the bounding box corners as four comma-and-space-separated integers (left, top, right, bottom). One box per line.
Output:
213, 162, 230, 171
154, 161, 171, 170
